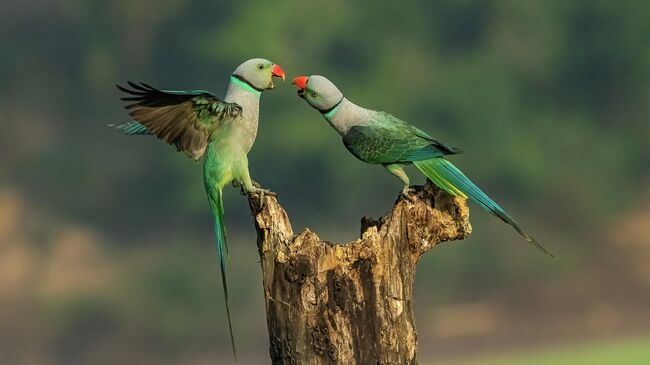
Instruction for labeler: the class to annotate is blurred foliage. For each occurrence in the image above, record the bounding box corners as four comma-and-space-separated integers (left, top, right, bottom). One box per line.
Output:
1, 0, 649, 363
447, 336, 650, 365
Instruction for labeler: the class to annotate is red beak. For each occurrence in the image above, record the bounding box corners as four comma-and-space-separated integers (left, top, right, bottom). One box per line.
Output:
271, 64, 286, 80
292, 75, 309, 89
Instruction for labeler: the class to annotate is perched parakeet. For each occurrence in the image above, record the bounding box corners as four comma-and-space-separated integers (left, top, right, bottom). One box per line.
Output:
292, 75, 553, 257
113, 58, 286, 358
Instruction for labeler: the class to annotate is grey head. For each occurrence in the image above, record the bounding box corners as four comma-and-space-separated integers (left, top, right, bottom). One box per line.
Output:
232, 58, 286, 91
292, 75, 344, 113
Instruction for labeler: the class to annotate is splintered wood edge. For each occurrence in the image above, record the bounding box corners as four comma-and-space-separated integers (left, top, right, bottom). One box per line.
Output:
248, 181, 472, 259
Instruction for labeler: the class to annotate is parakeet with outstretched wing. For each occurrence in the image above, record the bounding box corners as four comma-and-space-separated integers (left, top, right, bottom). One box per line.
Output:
113, 58, 286, 359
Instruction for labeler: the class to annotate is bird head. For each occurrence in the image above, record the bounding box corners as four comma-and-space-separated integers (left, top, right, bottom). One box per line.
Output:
233, 58, 285, 91
292, 75, 344, 113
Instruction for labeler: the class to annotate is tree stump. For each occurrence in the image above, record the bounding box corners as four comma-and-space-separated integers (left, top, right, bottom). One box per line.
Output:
248, 182, 471, 364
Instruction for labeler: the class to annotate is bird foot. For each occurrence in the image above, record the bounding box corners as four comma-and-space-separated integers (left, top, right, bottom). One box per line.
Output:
401, 186, 416, 202
253, 187, 276, 209
243, 181, 277, 209
234, 181, 277, 200
233, 181, 247, 195
250, 180, 276, 197
253, 187, 277, 198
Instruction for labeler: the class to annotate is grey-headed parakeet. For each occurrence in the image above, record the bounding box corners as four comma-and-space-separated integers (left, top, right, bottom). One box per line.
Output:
293, 75, 553, 257
114, 58, 286, 358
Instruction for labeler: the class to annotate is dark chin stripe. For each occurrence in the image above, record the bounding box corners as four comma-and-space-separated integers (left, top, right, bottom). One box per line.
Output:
319, 97, 344, 115
232, 74, 266, 92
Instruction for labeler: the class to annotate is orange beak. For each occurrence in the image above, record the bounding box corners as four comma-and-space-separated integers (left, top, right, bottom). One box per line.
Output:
271, 64, 286, 80
292, 75, 309, 89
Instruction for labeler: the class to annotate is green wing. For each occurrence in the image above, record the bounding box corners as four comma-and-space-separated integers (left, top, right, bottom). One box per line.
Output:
117, 82, 242, 160
342, 112, 461, 164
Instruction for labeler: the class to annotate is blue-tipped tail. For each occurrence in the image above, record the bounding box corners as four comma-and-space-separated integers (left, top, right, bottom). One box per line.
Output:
108, 121, 152, 135
414, 158, 555, 258
205, 183, 238, 360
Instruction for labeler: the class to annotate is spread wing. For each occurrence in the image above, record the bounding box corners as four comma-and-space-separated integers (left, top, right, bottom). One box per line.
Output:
117, 82, 242, 160
342, 112, 462, 164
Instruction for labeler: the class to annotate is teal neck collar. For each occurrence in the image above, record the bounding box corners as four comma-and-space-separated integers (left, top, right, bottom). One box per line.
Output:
323, 104, 341, 119
230, 75, 262, 97
321, 98, 344, 120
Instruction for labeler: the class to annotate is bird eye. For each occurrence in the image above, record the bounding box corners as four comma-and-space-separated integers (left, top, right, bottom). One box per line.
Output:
257, 64, 264, 70
311, 91, 318, 97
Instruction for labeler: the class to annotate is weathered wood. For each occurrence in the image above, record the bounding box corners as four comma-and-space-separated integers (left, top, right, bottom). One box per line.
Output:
248, 182, 471, 364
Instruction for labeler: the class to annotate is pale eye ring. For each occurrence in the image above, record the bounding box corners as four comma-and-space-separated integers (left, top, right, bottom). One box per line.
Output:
257, 63, 264, 70
310, 91, 318, 97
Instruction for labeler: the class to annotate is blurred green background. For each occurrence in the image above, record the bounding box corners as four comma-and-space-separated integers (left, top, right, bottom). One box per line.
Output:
1, 0, 649, 364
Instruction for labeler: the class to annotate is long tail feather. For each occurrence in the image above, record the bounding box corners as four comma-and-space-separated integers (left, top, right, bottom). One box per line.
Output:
414, 158, 555, 258
205, 183, 237, 360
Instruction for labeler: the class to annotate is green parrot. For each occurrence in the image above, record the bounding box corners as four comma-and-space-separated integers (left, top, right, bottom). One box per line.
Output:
113, 58, 286, 358
292, 75, 553, 257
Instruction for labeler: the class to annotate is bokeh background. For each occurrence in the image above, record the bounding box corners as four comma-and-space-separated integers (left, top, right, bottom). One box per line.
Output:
1, 0, 649, 364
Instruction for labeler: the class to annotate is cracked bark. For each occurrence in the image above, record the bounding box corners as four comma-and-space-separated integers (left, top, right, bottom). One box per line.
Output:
248, 182, 472, 364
